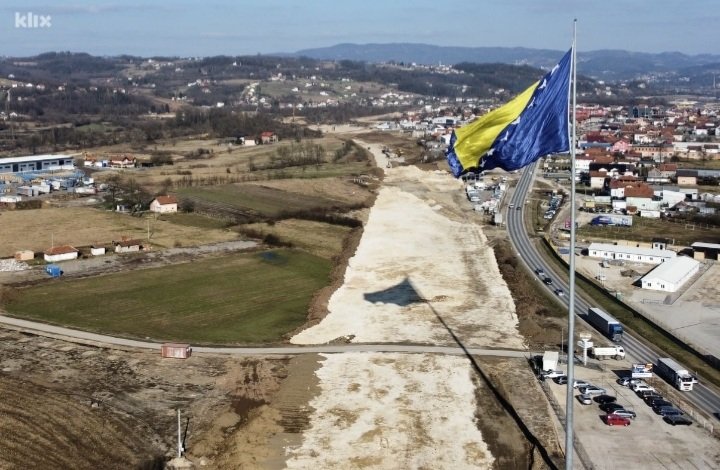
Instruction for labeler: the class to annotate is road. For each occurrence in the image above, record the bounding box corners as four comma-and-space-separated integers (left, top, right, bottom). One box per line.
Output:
0, 314, 532, 359
505, 162, 720, 418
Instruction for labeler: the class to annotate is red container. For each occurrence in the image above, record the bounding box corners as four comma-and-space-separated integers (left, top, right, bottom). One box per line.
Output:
161, 343, 192, 359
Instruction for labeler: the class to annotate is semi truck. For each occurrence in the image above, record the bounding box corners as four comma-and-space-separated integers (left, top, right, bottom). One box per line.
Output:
656, 357, 695, 391
591, 346, 625, 360
586, 307, 624, 342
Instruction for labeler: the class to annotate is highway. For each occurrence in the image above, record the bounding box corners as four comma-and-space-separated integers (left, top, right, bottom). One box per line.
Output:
505, 162, 720, 418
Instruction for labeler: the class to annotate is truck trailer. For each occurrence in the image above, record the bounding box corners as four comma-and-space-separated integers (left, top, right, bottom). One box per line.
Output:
586, 307, 623, 342
656, 357, 695, 391
591, 346, 625, 360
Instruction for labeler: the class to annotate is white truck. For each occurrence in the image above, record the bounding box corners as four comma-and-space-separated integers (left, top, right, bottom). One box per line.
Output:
591, 345, 625, 360
656, 357, 695, 391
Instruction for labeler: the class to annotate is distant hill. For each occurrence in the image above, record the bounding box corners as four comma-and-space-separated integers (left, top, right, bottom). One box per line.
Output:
290, 43, 720, 81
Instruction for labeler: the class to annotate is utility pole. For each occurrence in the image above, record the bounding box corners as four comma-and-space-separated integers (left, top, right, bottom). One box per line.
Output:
177, 409, 183, 458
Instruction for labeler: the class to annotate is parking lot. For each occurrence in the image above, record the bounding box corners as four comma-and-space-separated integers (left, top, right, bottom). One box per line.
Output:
545, 364, 720, 469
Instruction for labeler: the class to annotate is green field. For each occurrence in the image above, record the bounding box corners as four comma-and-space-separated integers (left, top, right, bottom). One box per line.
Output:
3, 249, 330, 345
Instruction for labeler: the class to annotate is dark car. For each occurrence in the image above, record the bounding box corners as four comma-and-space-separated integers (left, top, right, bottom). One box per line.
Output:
664, 415, 692, 426
554, 375, 568, 385
649, 399, 673, 410
642, 392, 663, 404
600, 402, 624, 413
658, 407, 684, 417
543, 277, 553, 285
595, 395, 617, 405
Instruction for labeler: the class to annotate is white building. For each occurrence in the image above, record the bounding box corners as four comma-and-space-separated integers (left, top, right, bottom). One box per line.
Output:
588, 243, 676, 265
150, 195, 178, 213
43, 245, 79, 263
640, 256, 701, 292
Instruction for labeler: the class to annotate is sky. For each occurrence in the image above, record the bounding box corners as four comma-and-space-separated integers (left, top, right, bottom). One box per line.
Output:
1, 0, 719, 58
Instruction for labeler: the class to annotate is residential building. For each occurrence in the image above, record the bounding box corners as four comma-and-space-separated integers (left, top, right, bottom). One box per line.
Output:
150, 195, 178, 213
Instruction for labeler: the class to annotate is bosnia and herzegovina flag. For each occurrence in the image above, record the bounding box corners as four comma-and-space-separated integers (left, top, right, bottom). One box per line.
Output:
446, 49, 572, 177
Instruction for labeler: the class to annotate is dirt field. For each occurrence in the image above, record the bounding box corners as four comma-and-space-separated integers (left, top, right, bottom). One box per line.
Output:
0, 328, 292, 469
0, 206, 239, 257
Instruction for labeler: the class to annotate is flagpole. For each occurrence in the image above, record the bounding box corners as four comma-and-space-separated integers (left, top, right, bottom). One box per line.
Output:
565, 18, 578, 470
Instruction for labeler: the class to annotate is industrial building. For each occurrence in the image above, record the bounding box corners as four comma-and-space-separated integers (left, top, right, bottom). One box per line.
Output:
692, 242, 720, 261
0, 154, 76, 173
640, 256, 701, 293
587, 242, 676, 265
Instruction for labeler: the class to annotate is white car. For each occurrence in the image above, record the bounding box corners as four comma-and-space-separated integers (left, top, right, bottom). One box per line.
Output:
631, 382, 655, 393
573, 380, 591, 389
541, 370, 566, 379
578, 385, 607, 395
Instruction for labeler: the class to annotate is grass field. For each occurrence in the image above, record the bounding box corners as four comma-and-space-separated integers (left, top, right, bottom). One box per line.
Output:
242, 220, 353, 259
3, 249, 330, 344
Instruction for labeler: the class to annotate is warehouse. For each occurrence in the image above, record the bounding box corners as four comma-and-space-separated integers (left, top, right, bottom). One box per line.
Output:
0, 154, 76, 173
587, 242, 676, 265
640, 256, 701, 293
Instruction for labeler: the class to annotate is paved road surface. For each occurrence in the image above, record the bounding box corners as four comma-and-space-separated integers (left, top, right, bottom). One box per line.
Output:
0, 314, 533, 358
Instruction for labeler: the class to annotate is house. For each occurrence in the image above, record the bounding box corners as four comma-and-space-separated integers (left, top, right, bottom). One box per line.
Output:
109, 156, 137, 168
44, 245, 79, 263
150, 195, 178, 213
114, 238, 143, 253
676, 169, 698, 186
259, 131, 278, 144
640, 256, 700, 293
589, 170, 608, 189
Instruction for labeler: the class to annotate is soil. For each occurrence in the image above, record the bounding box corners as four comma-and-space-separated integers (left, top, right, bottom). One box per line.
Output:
0, 328, 292, 469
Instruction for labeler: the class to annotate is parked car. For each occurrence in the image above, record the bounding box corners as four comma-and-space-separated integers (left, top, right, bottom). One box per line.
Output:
648, 398, 672, 409
641, 392, 663, 403
638, 389, 661, 399
664, 415, 692, 426
541, 369, 566, 379
554, 375, 568, 385
605, 414, 631, 426
658, 407, 684, 417
632, 383, 655, 393
595, 395, 617, 405
616, 377, 641, 387
611, 409, 637, 419
600, 402, 624, 413
577, 394, 593, 405
573, 380, 591, 389
579, 385, 607, 395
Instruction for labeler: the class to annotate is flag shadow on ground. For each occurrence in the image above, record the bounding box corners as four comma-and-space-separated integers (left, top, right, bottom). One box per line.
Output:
363, 277, 425, 307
